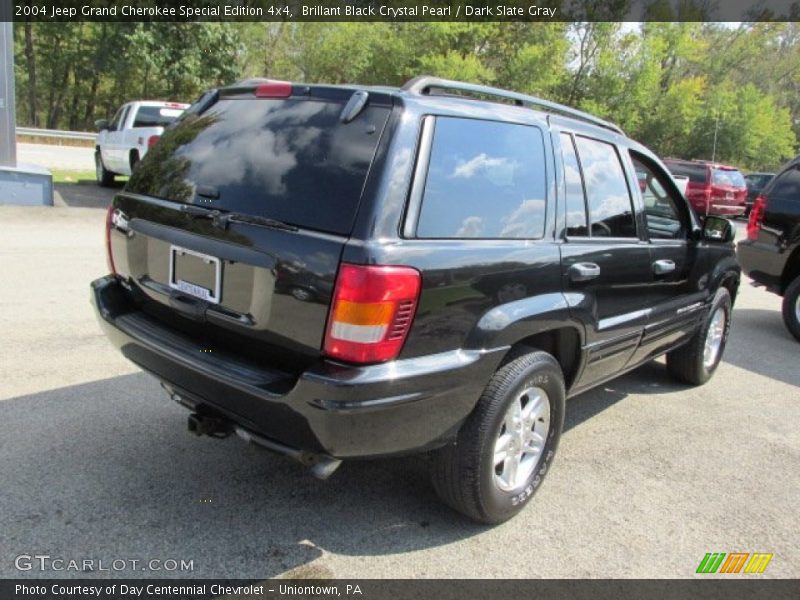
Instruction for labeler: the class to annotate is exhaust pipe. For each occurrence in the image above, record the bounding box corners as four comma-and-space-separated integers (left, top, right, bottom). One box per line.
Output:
234, 426, 342, 480
184, 412, 342, 480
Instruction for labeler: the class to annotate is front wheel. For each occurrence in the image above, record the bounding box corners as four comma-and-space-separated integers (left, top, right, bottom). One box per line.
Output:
95, 152, 115, 187
431, 350, 565, 524
667, 287, 732, 385
781, 276, 800, 343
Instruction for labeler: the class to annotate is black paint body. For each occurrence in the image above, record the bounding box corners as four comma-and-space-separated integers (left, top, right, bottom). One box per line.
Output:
92, 81, 740, 459
738, 158, 800, 297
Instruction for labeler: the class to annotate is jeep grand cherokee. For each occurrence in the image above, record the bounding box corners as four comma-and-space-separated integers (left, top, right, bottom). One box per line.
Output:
92, 77, 740, 523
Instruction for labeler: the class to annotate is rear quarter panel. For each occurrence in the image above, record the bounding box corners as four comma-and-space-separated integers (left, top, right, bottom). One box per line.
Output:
346, 98, 575, 359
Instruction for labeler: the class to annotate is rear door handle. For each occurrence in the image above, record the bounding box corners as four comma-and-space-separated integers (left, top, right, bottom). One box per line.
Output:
653, 259, 676, 275
568, 262, 601, 282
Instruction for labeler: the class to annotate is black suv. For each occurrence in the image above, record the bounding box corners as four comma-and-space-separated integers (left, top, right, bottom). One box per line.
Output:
738, 156, 800, 342
92, 77, 740, 523
744, 172, 775, 216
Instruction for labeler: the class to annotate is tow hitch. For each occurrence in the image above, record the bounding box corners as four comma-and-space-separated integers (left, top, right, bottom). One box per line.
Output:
186, 412, 342, 480
187, 413, 232, 438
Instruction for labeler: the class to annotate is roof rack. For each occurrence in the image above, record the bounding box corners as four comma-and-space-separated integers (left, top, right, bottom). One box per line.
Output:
401, 76, 625, 136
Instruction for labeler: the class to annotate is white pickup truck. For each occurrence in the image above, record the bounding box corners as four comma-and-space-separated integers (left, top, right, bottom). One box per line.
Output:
94, 100, 188, 186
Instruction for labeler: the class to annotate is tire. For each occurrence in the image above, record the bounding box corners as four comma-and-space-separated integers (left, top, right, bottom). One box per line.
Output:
781, 276, 800, 343
667, 287, 732, 385
129, 152, 140, 174
431, 350, 565, 524
95, 152, 115, 187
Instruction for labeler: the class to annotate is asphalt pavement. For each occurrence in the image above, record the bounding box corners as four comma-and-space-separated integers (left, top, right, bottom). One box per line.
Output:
0, 206, 798, 579
18, 143, 95, 172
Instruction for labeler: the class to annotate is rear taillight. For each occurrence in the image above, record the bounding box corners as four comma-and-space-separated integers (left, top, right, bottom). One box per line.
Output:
255, 80, 292, 98
105, 205, 117, 275
747, 194, 767, 240
702, 185, 712, 214
147, 135, 160, 148
323, 264, 421, 364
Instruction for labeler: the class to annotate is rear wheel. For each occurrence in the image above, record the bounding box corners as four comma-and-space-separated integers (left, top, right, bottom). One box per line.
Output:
431, 350, 565, 524
781, 276, 800, 343
95, 152, 114, 187
667, 287, 731, 385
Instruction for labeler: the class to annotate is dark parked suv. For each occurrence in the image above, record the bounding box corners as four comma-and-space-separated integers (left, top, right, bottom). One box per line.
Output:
738, 156, 800, 342
92, 77, 740, 523
744, 172, 774, 216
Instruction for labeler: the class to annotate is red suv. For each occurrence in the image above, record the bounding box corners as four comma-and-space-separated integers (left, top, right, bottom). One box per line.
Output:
664, 159, 747, 217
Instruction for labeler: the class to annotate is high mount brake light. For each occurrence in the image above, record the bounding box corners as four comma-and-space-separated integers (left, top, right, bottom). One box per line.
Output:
323, 264, 421, 364
254, 81, 293, 98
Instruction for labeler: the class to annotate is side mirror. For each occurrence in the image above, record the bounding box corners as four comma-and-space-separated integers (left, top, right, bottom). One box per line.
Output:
702, 215, 735, 243
95, 119, 110, 131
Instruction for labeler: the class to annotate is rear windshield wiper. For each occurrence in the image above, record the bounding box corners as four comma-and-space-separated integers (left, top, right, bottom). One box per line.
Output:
181, 204, 298, 232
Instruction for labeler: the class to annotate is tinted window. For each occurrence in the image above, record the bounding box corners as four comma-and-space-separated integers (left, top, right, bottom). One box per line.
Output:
666, 162, 707, 183
109, 106, 125, 131
632, 154, 686, 240
746, 174, 768, 188
133, 105, 185, 128
574, 136, 637, 238
416, 118, 547, 239
769, 166, 800, 200
126, 98, 391, 235
560, 133, 588, 237
711, 168, 745, 188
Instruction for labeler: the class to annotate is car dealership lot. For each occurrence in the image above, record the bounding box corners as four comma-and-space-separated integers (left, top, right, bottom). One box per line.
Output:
0, 205, 798, 579
18, 143, 95, 173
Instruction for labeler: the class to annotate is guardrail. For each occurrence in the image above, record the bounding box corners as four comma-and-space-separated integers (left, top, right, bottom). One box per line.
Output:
17, 127, 96, 142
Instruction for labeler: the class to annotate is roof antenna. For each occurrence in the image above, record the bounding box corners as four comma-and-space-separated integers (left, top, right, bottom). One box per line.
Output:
340, 91, 369, 123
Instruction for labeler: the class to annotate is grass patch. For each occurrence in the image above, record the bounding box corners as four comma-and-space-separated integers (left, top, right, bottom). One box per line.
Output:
51, 170, 128, 185
51, 170, 96, 184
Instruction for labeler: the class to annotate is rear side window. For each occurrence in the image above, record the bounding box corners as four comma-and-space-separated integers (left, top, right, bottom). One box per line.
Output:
560, 133, 588, 237
133, 106, 184, 128
415, 117, 547, 239
711, 168, 745, 188
126, 98, 391, 235
768, 166, 800, 200
666, 162, 708, 183
574, 136, 637, 238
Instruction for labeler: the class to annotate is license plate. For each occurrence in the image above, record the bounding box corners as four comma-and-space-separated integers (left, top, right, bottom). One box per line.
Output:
168, 246, 221, 304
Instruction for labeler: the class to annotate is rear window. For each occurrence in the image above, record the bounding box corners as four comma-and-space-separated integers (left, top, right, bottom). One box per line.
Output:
126, 98, 390, 235
767, 166, 800, 200
712, 168, 745, 188
746, 174, 772, 188
665, 162, 708, 183
133, 106, 185, 128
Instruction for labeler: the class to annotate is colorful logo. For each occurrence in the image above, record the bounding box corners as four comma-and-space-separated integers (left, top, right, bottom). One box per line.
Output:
696, 552, 773, 574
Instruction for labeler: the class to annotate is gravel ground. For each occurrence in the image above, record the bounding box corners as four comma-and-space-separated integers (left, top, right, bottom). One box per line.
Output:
0, 206, 797, 579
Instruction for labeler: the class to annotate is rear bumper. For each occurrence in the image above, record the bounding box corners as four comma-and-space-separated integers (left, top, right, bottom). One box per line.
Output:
689, 198, 745, 217
736, 240, 784, 294
91, 276, 504, 458
709, 203, 746, 217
